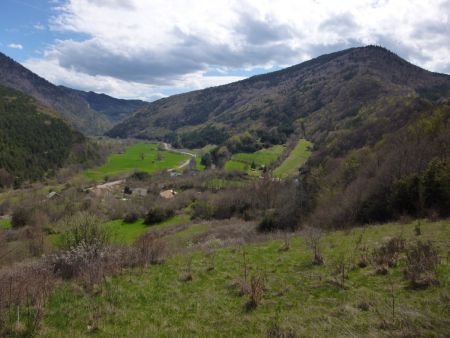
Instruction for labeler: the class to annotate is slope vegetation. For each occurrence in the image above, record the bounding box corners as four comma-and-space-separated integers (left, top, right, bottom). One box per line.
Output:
0, 52, 146, 134
0, 84, 85, 183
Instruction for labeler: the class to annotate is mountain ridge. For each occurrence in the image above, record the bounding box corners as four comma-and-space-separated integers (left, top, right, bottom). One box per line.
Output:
0, 52, 147, 135
107, 46, 450, 146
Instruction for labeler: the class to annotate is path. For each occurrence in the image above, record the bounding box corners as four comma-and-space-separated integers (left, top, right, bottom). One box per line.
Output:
161, 143, 196, 170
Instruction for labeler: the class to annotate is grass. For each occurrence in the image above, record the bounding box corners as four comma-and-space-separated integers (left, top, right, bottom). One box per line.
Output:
274, 139, 312, 178
49, 215, 190, 247
105, 214, 191, 244
206, 178, 248, 190
0, 218, 11, 229
41, 219, 449, 337
83, 143, 190, 181
225, 145, 285, 173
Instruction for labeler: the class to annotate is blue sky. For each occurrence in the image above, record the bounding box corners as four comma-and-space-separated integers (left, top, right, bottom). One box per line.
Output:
1, 1, 449, 101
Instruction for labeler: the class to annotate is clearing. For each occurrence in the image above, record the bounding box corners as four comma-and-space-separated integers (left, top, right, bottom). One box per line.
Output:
274, 139, 312, 178
83, 143, 190, 181
225, 145, 285, 174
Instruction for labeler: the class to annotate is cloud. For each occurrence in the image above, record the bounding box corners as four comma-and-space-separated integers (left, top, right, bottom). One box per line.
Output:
24, 56, 244, 101
8, 43, 23, 49
23, 0, 450, 100
34, 23, 46, 30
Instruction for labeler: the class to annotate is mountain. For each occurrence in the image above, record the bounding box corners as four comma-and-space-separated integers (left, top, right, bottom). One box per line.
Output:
74, 90, 146, 123
0, 52, 147, 135
107, 46, 450, 226
107, 46, 450, 149
0, 84, 86, 185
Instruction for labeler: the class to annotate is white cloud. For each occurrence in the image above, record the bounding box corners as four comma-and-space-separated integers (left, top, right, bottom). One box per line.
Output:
34, 23, 46, 30
24, 56, 244, 101
8, 43, 23, 50
24, 0, 450, 99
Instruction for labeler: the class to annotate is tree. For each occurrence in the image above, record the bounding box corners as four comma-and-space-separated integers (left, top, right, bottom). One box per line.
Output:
201, 153, 212, 168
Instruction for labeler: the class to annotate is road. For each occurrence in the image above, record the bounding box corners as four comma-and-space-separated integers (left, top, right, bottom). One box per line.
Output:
161, 142, 197, 170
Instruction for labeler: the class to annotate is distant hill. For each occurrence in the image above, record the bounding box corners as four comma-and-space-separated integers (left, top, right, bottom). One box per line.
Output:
0, 84, 87, 184
0, 52, 147, 135
107, 46, 450, 150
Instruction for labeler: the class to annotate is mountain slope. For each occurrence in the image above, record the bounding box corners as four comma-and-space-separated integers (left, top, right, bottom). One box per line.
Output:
0, 52, 146, 134
0, 84, 85, 184
107, 46, 450, 149
74, 90, 146, 123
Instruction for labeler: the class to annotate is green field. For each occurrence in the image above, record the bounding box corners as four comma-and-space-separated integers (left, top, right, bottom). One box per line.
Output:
49, 215, 190, 247
41, 220, 450, 337
274, 139, 312, 178
104, 214, 190, 244
224, 145, 285, 172
0, 218, 11, 229
83, 143, 190, 181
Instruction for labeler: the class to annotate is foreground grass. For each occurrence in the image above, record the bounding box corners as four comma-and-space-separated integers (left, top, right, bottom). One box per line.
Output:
41, 220, 449, 337
83, 143, 189, 181
274, 139, 312, 178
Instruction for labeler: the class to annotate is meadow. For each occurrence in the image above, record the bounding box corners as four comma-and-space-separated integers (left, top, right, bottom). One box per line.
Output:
274, 139, 312, 178
0, 218, 11, 229
40, 219, 449, 337
83, 143, 190, 181
224, 145, 285, 173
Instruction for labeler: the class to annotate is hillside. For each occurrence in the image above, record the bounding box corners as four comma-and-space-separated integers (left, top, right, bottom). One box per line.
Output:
0, 52, 146, 134
0, 84, 85, 184
107, 46, 450, 227
107, 46, 450, 149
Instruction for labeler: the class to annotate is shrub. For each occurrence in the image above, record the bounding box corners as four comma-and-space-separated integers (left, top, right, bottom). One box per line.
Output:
304, 226, 324, 265
11, 207, 33, 228
60, 212, 110, 249
123, 212, 139, 224
191, 200, 215, 220
144, 207, 174, 225
244, 275, 265, 311
404, 241, 439, 288
372, 237, 405, 273
133, 234, 166, 266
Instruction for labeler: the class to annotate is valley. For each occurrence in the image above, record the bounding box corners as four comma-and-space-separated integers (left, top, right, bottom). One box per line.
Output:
0, 45, 449, 337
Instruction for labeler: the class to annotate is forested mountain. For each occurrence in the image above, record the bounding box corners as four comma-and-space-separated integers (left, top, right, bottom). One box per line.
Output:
108, 46, 450, 226
0, 52, 146, 134
75, 90, 146, 123
0, 84, 87, 185
107, 46, 450, 148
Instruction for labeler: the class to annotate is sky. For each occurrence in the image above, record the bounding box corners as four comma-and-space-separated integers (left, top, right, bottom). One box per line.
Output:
1, 0, 449, 101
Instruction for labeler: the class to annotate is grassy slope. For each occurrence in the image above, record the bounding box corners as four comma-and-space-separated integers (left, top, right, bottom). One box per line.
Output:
225, 145, 285, 173
274, 139, 312, 178
104, 214, 190, 244
41, 220, 449, 337
83, 143, 189, 181
0, 219, 11, 229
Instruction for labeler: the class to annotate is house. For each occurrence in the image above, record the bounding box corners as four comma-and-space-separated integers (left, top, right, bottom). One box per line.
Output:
159, 189, 177, 199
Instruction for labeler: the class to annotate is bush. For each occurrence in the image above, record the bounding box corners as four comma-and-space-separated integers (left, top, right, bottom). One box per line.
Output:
144, 207, 174, 225
133, 234, 166, 265
404, 241, 439, 288
372, 237, 405, 273
60, 212, 110, 249
11, 207, 32, 228
123, 212, 139, 224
